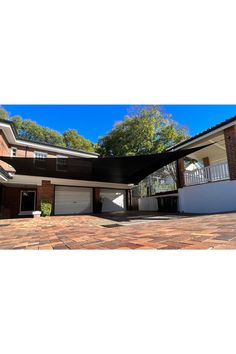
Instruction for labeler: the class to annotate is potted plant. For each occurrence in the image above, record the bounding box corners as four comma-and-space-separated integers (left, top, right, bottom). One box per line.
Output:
40, 200, 52, 217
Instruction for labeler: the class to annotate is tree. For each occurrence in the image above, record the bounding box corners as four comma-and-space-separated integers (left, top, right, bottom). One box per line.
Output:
97, 106, 188, 157
0, 107, 96, 152
97, 106, 189, 196
63, 129, 95, 152
0, 107, 9, 120
11, 117, 66, 147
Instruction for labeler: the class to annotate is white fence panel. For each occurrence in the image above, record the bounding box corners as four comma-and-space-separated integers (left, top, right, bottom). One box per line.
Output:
184, 162, 229, 186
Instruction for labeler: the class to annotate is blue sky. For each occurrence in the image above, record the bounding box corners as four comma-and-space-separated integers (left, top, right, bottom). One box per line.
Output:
2, 105, 236, 143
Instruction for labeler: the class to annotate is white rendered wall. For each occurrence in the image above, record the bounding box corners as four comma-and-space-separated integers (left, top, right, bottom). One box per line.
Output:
138, 197, 158, 211
179, 180, 236, 214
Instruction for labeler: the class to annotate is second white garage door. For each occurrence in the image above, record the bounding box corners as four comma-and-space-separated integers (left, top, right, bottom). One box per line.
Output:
100, 189, 126, 212
55, 186, 93, 215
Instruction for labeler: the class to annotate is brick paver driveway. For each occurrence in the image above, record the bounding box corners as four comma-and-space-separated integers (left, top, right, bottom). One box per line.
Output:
0, 212, 236, 250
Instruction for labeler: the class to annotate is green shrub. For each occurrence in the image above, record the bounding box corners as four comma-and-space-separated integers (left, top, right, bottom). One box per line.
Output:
40, 200, 52, 217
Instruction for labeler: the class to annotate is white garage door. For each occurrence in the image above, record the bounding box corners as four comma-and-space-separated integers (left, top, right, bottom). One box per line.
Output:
55, 186, 93, 215
100, 189, 126, 212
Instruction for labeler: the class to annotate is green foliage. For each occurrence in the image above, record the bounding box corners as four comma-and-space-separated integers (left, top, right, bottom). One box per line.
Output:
63, 129, 95, 152
11, 116, 23, 130
97, 106, 188, 157
0, 107, 9, 120
11, 117, 66, 147
40, 200, 52, 217
0, 107, 96, 153
0, 106, 188, 158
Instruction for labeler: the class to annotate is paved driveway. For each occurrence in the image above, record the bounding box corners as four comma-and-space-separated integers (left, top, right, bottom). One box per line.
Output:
0, 212, 236, 250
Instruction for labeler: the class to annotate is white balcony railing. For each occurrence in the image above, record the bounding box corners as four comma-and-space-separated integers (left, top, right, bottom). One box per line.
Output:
184, 161, 230, 186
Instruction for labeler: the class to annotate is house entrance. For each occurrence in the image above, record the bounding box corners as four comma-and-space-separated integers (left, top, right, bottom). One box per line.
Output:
20, 191, 36, 213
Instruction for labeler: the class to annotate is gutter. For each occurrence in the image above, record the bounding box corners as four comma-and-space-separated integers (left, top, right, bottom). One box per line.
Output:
0, 119, 99, 157
168, 117, 236, 151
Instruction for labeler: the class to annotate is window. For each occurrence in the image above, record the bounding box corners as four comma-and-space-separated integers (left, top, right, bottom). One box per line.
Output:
20, 191, 36, 212
11, 147, 17, 157
34, 151, 48, 169
57, 155, 68, 171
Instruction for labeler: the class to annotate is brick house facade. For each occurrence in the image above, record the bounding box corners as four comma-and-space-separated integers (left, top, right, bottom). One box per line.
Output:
0, 119, 132, 219
224, 125, 236, 180
138, 115, 236, 214
169, 116, 236, 214
2, 116, 236, 218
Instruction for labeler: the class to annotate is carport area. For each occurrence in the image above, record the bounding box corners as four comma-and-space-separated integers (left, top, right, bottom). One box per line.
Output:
1, 211, 236, 249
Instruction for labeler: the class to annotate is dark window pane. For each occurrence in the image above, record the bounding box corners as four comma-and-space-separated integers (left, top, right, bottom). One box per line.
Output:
21, 192, 35, 211
57, 158, 68, 171
35, 158, 47, 169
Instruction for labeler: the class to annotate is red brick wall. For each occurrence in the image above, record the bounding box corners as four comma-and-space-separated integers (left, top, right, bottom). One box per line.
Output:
1, 182, 55, 219
224, 126, 236, 180
203, 157, 210, 167
93, 187, 101, 213
2, 187, 37, 219
36, 180, 55, 212
0, 130, 10, 156
11, 145, 68, 158
176, 159, 185, 188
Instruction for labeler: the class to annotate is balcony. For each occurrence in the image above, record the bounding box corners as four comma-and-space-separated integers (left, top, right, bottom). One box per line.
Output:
184, 161, 230, 186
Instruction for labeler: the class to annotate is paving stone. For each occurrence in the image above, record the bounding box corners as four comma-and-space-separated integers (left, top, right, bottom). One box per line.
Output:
0, 212, 236, 250
214, 235, 236, 241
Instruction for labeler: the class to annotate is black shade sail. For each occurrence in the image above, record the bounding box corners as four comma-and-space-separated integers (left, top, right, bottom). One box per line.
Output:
0, 145, 209, 185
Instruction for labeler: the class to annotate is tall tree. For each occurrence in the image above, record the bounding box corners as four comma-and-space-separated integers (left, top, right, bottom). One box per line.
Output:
11, 117, 66, 147
0, 107, 96, 152
63, 129, 95, 152
97, 106, 188, 157
0, 107, 9, 120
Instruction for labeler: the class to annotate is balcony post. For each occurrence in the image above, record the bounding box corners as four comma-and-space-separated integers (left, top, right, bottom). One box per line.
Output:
203, 157, 211, 182
176, 159, 185, 188
203, 157, 210, 167
93, 187, 101, 213
224, 126, 236, 180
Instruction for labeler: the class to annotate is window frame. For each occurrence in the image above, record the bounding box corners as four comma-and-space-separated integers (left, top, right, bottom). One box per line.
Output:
11, 147, 17, 157
19, 190, 36, 213
56, 155, 68, 172
34, 151, 48, 169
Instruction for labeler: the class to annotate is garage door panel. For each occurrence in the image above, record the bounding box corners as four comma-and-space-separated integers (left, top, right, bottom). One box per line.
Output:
55, 201, 91, 215
55, 186, 92, 215
100, 189, 126, 212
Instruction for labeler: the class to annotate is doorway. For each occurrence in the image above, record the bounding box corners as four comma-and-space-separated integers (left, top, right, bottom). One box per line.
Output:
20, 191, 36, 213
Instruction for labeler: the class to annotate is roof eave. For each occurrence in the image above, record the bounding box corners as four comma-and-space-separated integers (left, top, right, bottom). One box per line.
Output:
0, 119, 99, 157
168, 116, 236, 151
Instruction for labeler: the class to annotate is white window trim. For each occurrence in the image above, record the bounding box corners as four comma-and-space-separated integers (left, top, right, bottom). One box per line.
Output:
34, 151, 48, 169
57, 155, 68, 160
56, 155, 68, 171
34, 151, 48, 158
11, 147, 17, 157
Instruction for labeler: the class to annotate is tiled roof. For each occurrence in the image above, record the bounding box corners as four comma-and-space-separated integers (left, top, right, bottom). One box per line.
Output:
0, 165, 11, 179
0, 160, 16, 173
